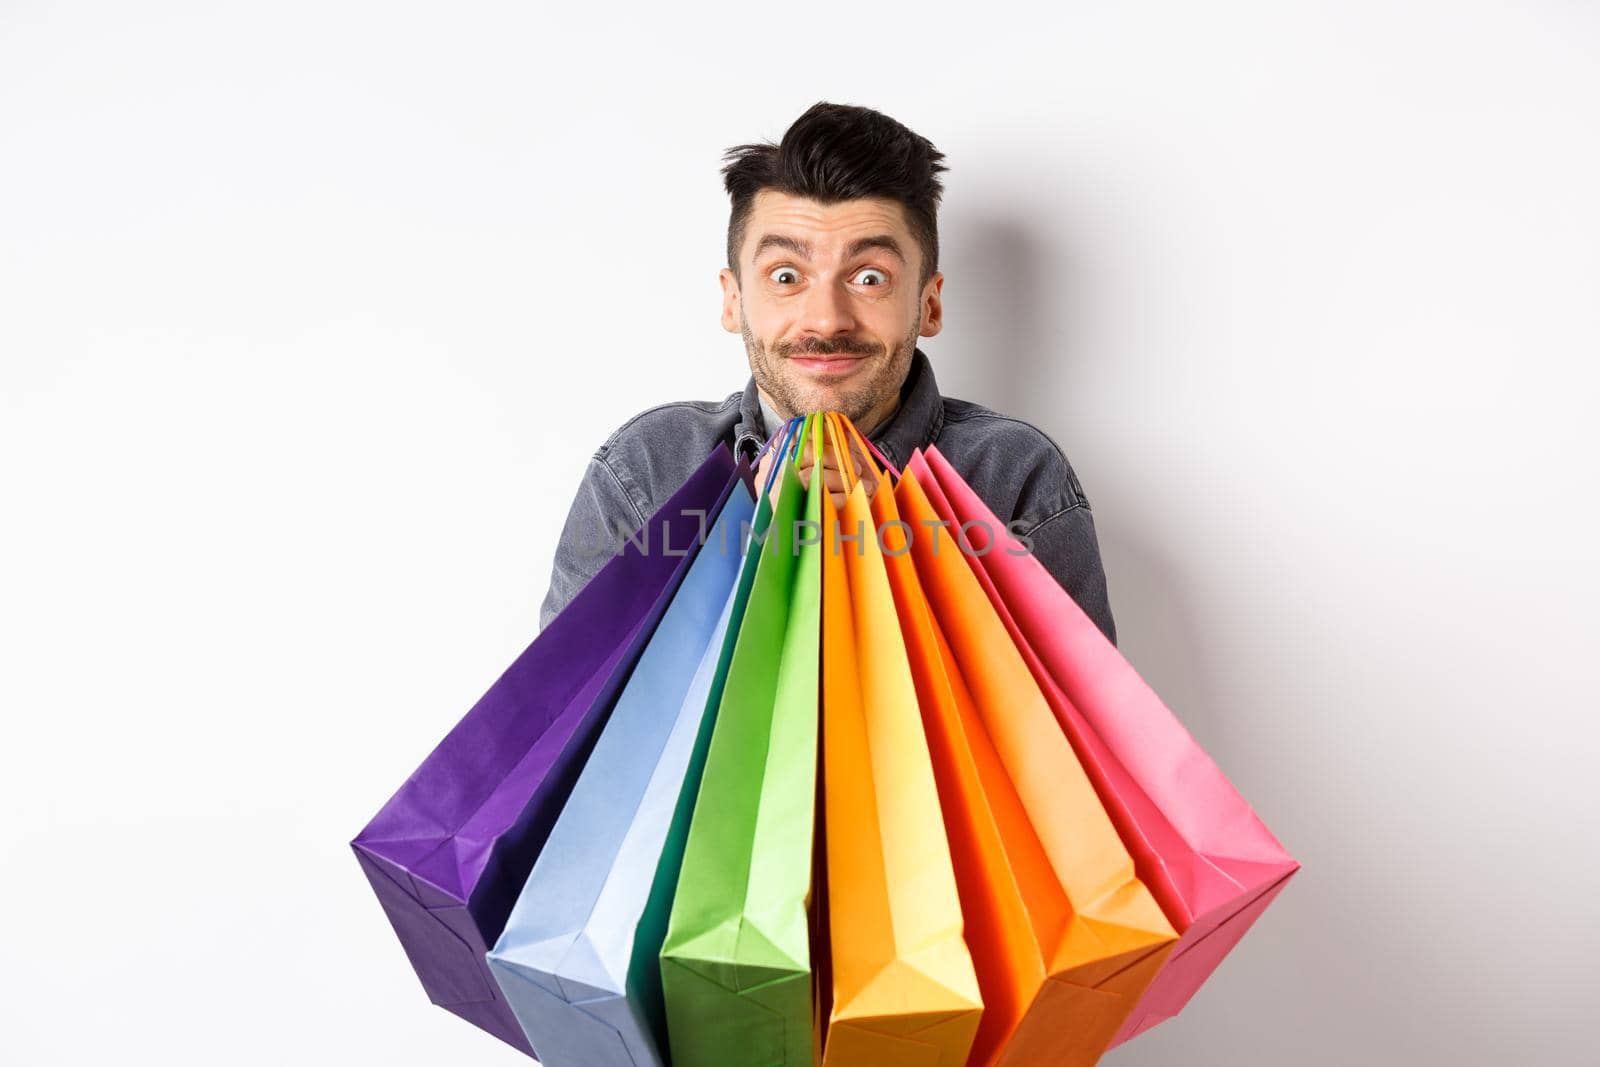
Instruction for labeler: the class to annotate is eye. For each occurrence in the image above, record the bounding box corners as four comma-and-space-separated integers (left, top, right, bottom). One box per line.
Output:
768, 266, 801, 285
853, 268, 888, 286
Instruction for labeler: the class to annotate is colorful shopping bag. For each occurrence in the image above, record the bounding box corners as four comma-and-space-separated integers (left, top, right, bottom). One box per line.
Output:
486, 460, 759, 1066
659, 416, 824, 1067
910, 445, 1299, 1046
818, 414, 982, 1065
843, 416, 1048, 1066
893, 453, 1178, 1066
351, 444, 738, 1055
880, 537, 1039, 1067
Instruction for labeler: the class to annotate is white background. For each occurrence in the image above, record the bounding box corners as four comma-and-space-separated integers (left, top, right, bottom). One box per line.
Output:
3, 2, 1597, 1064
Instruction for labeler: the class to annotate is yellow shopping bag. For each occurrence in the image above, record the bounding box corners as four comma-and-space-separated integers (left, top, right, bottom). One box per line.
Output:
818, 413, 982, 1066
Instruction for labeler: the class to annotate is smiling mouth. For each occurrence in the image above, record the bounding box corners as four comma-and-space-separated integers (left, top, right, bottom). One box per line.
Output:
788, 352, 871, 376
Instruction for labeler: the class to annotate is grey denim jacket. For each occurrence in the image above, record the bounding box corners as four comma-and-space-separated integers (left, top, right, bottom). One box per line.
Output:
538, 348, 1117, 646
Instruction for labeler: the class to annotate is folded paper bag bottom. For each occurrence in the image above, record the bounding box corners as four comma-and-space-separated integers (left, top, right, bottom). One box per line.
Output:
352, 844, 533, 1055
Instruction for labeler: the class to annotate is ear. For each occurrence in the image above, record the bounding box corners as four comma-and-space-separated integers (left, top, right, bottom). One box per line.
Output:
719, 267, 741, 333
919, 271, 945, 338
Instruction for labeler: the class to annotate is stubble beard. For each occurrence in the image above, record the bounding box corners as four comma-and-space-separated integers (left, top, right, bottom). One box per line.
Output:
741, 309, 920, 426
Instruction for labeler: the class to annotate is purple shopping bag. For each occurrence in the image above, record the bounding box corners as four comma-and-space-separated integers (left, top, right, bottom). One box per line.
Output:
352, 444, 740, 1056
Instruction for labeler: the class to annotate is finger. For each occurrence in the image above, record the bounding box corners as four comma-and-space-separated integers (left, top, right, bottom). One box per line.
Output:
844, 432, 876, 477
818, 437, 859, 478
825, 444, 864, 473
821, 446, 862, 490
841, 439, 866, 477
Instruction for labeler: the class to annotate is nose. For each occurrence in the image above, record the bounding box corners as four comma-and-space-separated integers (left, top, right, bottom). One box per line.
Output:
794, 276, 858, 340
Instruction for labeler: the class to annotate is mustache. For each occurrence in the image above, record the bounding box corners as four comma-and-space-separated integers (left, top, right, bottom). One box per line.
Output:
776, 338, 880, 358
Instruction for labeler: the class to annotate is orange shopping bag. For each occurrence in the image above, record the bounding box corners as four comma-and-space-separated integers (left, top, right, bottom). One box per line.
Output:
907, 445, 1299, 1047
818, 413, 982, 1066
881, 432, 1176, 1067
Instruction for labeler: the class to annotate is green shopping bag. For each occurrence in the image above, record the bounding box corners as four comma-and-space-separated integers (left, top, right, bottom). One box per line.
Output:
660, 415, 824, 1067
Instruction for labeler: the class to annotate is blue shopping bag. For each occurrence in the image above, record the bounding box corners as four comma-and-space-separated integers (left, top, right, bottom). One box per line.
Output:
487, 457, 761, 1067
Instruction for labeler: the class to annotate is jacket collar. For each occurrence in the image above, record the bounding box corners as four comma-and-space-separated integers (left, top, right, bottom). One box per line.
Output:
733, 346, 944, 471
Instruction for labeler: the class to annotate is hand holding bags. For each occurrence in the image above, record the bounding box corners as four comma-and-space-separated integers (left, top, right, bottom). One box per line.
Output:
659, 416, 824, 1067
817, 414, 982, 1066
486, 457, 759, 1067
351, 444, 737, 1055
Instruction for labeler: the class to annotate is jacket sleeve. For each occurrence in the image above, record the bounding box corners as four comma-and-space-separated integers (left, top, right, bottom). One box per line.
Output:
1016, 500, 1118, 647
537, 453, 646, 632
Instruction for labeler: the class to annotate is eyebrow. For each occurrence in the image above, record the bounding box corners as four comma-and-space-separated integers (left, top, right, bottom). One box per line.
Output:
751, 233, 907, 264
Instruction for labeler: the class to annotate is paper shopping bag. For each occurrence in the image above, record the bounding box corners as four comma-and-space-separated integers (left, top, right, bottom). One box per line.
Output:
351, 443, 738, 1056
910, 445, 1299, 1047
487, 461, 759, 1067
818, 413, 982, 1066
659, 416, 823, 1067
894, 460, 1177, 1066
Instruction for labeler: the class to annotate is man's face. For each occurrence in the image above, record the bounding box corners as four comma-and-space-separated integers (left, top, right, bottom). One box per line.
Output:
720, 190, 943, 428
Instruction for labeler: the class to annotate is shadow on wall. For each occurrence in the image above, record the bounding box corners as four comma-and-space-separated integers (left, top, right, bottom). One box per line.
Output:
942, 209, 1323, 1064
945, 209, 1233, 755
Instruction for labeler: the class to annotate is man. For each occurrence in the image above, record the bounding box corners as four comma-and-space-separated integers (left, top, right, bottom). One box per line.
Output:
539, 101, 1117, 645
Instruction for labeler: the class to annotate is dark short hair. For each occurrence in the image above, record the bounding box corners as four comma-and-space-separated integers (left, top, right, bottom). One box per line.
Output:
722, 101, 949, 290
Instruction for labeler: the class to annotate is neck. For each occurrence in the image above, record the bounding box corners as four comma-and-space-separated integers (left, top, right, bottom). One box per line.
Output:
759, 388, 900, 438
854, 393, 900, 438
